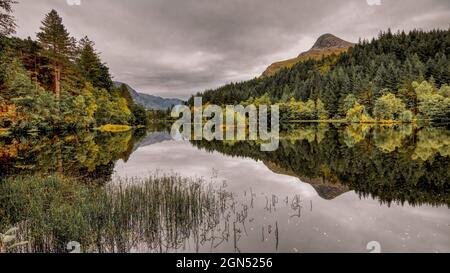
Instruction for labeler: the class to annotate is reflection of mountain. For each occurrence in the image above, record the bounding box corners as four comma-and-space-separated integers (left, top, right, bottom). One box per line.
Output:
132, 131, 172, 152
191, 125, 450, 206
265, 161, 349, 200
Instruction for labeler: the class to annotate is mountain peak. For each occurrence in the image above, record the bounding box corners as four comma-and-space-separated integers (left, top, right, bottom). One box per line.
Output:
310, 33, 354, 51
263, 33, 354, 77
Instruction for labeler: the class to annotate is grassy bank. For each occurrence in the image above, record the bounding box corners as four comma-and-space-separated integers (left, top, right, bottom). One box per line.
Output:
0, 174, 227, 253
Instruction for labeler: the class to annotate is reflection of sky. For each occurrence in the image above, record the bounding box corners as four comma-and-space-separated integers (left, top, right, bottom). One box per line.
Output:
114, 140, 450, 253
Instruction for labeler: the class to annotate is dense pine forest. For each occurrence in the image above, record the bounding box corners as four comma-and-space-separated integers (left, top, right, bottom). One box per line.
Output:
190, 29, 450, 123
0, 1, 148, 136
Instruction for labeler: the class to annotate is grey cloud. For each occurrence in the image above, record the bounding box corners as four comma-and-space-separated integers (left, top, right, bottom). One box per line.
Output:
13, 0, 450, 99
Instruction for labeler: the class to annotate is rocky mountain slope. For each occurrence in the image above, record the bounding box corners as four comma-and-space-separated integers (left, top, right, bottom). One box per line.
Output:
262, 33, 354, 77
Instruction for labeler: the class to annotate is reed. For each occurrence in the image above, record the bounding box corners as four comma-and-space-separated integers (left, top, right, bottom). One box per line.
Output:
0, 174, 227, 253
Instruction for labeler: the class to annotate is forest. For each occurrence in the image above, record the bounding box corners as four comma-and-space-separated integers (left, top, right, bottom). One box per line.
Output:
190, 29, 450, 123
0, 1, 149, 136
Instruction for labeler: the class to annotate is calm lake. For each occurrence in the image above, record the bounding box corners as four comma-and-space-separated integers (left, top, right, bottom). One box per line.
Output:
1, 124, 449, 253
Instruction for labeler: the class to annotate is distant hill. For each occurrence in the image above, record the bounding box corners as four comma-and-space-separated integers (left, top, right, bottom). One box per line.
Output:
262, 33, 354, 77
114, 82, 184, 110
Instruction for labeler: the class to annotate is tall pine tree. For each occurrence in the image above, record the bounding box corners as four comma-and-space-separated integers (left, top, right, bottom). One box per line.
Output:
37, 9, 75, 97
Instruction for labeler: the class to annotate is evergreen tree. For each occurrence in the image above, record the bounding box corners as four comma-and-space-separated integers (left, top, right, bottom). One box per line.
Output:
0, 0, 16, 36
37, 10, 75, 97
77, 36, 113, 90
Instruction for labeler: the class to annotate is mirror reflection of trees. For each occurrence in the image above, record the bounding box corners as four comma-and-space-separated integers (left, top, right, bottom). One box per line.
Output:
0, 129, 148, 182
0, 127, 264, 253
192, 125, 450, 207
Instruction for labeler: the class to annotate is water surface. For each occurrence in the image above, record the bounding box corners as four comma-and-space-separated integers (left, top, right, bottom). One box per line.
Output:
113, 125, 450, 253
1, 124, 449, 253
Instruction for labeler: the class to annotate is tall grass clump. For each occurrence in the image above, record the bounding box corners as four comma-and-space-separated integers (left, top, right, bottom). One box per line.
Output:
0, 175, 228, 253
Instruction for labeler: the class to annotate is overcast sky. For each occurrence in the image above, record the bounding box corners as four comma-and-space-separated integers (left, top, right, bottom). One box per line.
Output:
13, 0, 450, 99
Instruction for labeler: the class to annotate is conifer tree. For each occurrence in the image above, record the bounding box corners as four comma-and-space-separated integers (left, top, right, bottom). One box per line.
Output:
37, 9, 75, 97
77, 36, 113, 90
0, 0, 17, 36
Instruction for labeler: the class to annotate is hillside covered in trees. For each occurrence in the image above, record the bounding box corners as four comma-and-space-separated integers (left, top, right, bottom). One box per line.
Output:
190, 29, 450, 123
0, 1, 149, 135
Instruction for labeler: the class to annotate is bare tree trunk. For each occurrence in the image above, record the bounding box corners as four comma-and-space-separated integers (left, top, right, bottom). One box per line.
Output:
54, 62, 61, 98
